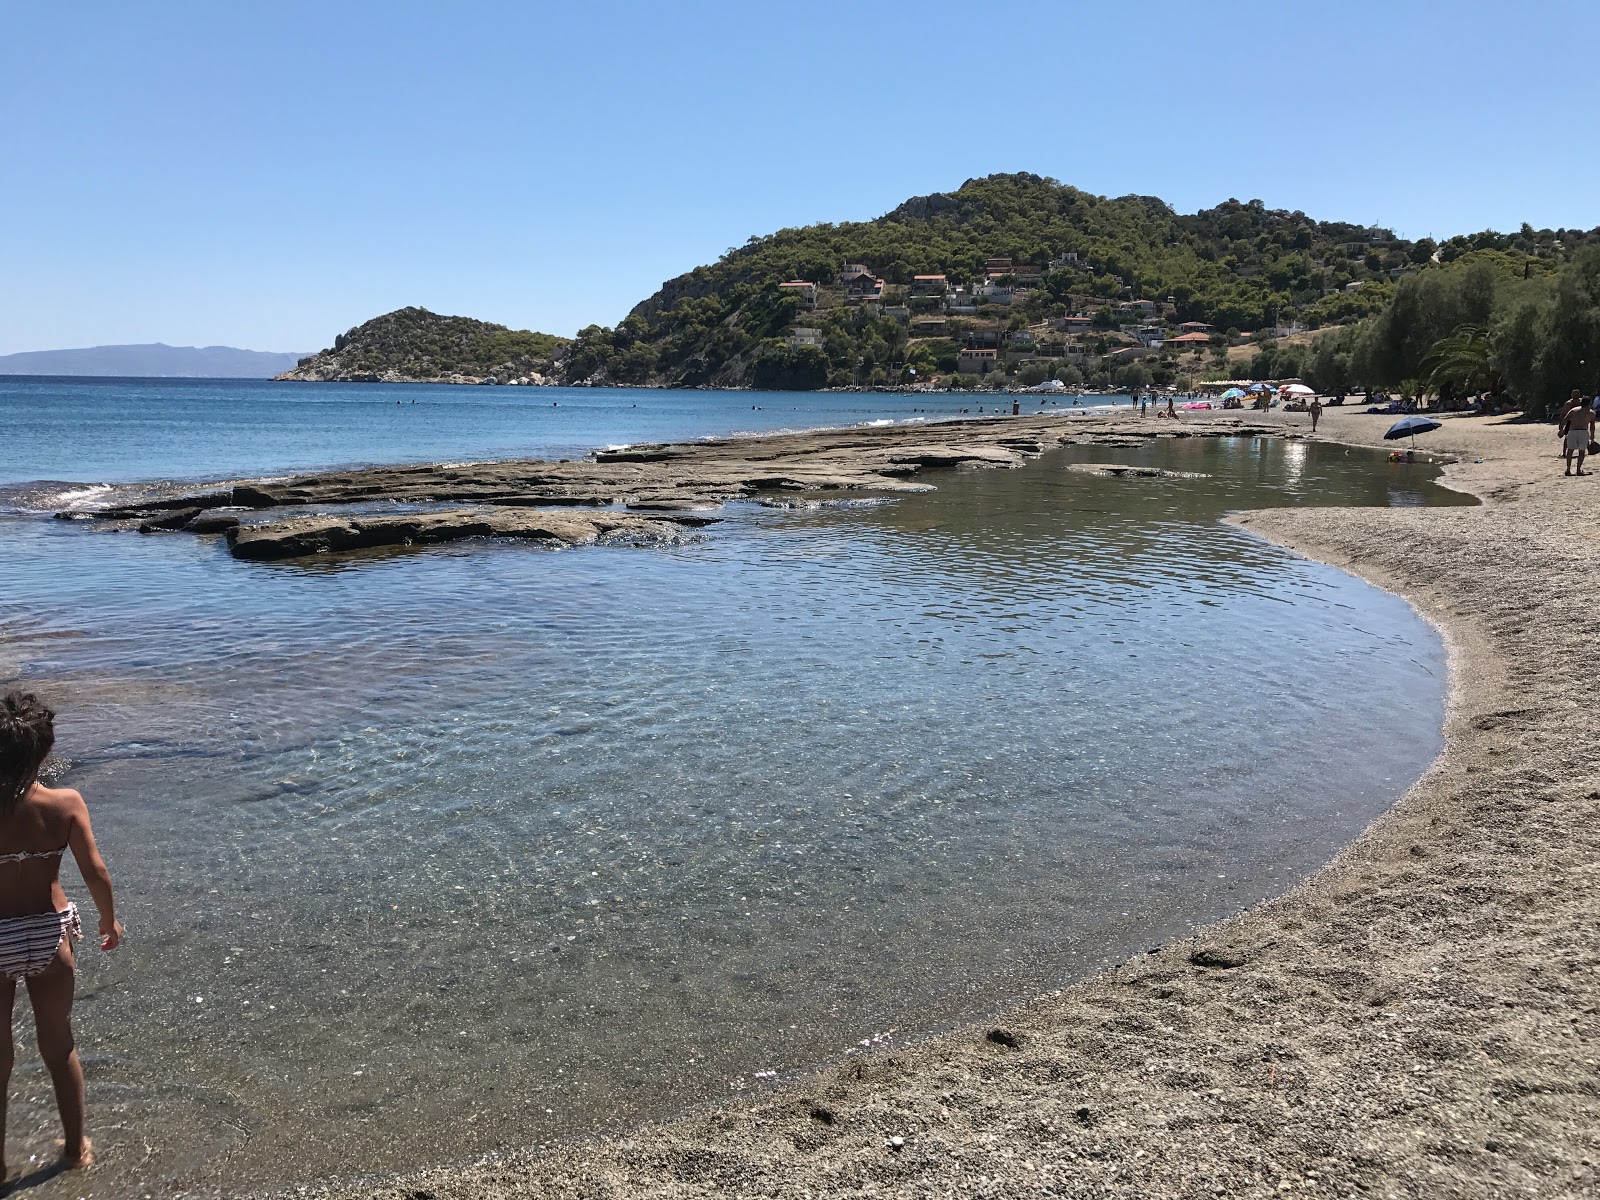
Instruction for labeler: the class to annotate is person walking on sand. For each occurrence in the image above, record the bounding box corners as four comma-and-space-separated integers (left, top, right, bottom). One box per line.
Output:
0, 692, 121, 1176
1560, 391, 1596, 476
1309, 396, 1323, 433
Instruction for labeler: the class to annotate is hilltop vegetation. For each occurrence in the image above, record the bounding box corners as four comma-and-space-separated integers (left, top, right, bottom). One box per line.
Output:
278, 307, 568, 383
280, 175, 1599, 407
563, 173, 1438, 390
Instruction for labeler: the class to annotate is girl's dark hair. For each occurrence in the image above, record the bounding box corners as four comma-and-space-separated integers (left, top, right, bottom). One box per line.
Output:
0, 692, 55, 818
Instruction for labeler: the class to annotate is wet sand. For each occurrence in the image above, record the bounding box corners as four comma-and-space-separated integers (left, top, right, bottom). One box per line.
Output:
249, 406, 1600, 1200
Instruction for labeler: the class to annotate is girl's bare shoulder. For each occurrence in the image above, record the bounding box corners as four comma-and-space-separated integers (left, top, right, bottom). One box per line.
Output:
26, 783, 86, 816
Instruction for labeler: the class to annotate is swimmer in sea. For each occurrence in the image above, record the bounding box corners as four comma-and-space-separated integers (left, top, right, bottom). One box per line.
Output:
0, 692, 122, 1176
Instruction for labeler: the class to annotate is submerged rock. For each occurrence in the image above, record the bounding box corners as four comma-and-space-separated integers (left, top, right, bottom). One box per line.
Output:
187, 513, 242, 534
137, 507, 203, 533
624, 497, 723, 512
224, 508, 690, 561
1066, 464, 1210, 480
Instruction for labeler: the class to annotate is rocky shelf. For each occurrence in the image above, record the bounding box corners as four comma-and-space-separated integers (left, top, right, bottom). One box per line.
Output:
54, 414, 1296, 561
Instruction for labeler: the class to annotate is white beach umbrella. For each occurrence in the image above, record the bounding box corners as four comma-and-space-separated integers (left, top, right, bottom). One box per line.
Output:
1281, 383, 1315, 396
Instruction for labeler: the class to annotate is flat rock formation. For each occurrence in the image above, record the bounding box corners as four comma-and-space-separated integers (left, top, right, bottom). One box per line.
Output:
1066, 463, 1211, 479
227, 508, 704, 561
55, 413, 1301, 562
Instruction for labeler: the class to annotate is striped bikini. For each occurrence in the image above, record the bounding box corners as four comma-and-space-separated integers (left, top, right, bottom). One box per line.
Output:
0, 847, 81, 980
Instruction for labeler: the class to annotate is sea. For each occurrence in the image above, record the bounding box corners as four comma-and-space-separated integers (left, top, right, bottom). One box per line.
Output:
0, 377, 1471, 1194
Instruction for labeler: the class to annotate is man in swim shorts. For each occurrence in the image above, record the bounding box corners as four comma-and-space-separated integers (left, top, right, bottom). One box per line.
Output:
1560, 390, 1595, 476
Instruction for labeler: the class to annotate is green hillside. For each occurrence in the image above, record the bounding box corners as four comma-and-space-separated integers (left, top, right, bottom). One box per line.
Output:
563, 173, 1443, 389
278, 307, 568, 383
280, 176, 1599, 404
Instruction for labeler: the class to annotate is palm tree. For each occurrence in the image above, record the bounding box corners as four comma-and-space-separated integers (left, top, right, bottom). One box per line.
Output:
1419, 325, 1506, 408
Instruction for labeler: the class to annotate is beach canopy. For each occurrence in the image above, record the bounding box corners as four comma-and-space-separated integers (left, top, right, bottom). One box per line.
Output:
1280, 383, 1314, 396
1247, 383, 1271, 392
1220, 388, 1246, 399
1384, 416, 1442, 441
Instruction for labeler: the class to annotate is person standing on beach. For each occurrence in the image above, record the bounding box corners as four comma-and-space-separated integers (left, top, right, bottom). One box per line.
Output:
0, 692, 121, 1175
1560, 392, 1595, 476
1309, 397, 1323, 433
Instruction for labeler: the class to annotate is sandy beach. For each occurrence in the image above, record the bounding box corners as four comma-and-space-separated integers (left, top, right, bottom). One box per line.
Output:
238, 405, 1599, 1200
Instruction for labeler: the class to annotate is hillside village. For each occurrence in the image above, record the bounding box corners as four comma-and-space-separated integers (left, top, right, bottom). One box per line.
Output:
773, 242, 1396, 392
281, 176, 1599, 407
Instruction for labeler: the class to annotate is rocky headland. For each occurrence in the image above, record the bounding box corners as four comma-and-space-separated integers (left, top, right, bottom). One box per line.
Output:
274, 307, 567, 385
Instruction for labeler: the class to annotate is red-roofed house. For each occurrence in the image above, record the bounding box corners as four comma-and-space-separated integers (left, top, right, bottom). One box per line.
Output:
1166, 332, 1213, 347
777, 281, 817, 308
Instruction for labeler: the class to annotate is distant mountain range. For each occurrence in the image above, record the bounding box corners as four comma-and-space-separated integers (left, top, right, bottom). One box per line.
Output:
0, 343, 309, 378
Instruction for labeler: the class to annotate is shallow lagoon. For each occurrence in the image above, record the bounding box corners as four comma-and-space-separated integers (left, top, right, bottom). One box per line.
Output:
0, 396, 1471, 1192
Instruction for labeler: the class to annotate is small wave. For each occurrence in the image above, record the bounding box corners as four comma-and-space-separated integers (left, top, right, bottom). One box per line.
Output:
51, 483, 115, 508
0, 481, 116, 513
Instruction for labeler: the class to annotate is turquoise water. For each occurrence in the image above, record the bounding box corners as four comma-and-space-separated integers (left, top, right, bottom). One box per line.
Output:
0, 379, 1467, 1194
0, 375, 1122, 485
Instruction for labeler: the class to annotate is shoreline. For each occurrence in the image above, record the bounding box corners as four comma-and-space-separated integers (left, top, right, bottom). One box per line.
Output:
260, 408, 1600, 1199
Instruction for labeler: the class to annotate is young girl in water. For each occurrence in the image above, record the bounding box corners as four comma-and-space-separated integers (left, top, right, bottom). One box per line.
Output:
0, 692, 121, 1175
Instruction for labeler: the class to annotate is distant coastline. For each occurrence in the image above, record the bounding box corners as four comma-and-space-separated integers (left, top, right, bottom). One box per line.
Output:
0, 343, 308, 379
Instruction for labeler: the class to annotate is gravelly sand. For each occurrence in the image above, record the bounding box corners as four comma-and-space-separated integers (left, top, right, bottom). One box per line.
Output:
263, 408, 1599, 1200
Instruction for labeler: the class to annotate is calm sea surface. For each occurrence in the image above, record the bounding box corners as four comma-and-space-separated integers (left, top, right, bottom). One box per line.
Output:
0, 378, 1470, 1194
0, 375, 1090, 485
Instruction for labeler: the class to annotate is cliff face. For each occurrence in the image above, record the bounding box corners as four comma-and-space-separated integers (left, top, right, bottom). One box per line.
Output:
275, 307, 568, 384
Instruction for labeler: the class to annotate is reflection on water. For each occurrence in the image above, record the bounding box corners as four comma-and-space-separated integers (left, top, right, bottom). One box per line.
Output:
0, 437, 1465, 1193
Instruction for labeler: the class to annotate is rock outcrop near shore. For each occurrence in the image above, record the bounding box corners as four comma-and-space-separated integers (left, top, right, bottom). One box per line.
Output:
54, 415, 1291, 562
226, 508, 710, 561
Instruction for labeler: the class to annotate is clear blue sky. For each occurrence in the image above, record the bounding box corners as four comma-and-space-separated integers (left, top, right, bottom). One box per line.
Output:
4, 0, 1596, 355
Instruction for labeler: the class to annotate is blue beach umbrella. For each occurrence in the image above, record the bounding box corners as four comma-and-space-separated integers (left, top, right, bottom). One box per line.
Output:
1385, 415, 1442, 454
1384, 416, 1441, 440
1220, 388, 1245, 399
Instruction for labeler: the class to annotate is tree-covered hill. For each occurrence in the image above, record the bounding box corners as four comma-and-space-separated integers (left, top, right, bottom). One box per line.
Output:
277, 307, 568, 383
278, 176, 1597, 403
564, 173, 1452, 389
